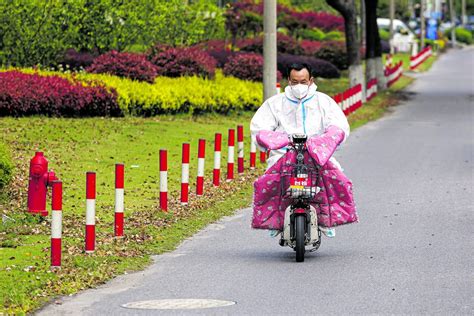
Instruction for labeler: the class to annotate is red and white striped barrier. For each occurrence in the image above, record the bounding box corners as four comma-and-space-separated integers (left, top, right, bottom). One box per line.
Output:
85, 172, 96, 253
227, 129, 235, 181
259, 150, 266, 163
386, 61, 403, 87
250, 139, 256, 169
276, 82, 281, 95
196, 139, 206, 195
213, 134, 221, 186
51, 180, 62, 269
333, 93, 344, 114
385, 53, 393, 69
334, 83, 363, 116
237, 125, 244, 174
366, 78, 378, 101
181, 143, 190, 204
159, 149, 167, 211
114, 163, 124, 238
410, 46, 432, 70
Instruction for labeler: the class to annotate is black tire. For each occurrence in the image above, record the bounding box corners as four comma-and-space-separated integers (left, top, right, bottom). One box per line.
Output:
295, 215, 306, 262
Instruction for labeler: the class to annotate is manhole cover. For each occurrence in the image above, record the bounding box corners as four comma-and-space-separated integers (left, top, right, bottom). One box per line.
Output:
122, 299, 236, 310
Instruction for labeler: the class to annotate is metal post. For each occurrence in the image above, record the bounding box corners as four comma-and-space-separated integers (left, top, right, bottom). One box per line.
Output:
263, 0, 277, 101
420, 0, 426, 49
389, 0, 395, 54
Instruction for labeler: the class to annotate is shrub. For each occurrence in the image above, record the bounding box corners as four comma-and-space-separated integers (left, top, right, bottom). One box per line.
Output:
223, 53, 282, 82
58, 48, 97, 70
86, 51, 158, 83
324, 31, 345, 41
0, 70, 121, 117
381, 40, 391, 53
290, 11, 344, 32
238, 34, 301, 55
445, 27, 473, 44
300, 40, 323, 56
0, 142, 13, 191
379, 29, 390, 41
149, 47, 217, 78
298, 28, 326, 41
314, 41, 348, 70
277, 53, 340, 79
208, 50, 236, 68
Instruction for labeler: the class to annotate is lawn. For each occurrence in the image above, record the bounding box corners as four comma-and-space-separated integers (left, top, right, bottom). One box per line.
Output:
0, 69, 417, 314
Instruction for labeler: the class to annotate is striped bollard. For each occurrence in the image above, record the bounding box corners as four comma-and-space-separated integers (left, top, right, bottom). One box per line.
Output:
213, 134, 222, 186
227, 129, 235, 181
196, 139, 205, 196
181, 143, 190, 204
51, 181, 62, 269
159, 149, 167, 211
260, 150, 266, 163
85, 172, 96, 254
250, 139, 256, 169
237, 125, 244, 174
114, 164, 124, 238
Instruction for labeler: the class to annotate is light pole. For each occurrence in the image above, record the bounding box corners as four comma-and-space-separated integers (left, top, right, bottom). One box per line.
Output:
263, 0, 277, 101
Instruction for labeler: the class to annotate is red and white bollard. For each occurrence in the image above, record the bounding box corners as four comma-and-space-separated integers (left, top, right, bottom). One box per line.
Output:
276, 82, 281, 95
196, 139, 206, 196
213, 133, 222, 186
250, 138, 256, 169
260, 150, 266, 163
114, 163, 124, 238
237, 125, 244, 174
227, 129, 235, 181
159, 149, 168, 211
85, 172, 96, 254
51, 180, 62, 269
181, 143, 190, 204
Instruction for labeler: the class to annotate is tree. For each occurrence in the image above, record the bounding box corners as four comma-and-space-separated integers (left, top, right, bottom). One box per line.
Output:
365, 0, 387, 90
326, 0, 364, 96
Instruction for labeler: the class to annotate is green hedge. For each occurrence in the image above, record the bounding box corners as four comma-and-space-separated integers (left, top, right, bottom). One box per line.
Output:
0, 142, 13, 191
445, 27, 473, 45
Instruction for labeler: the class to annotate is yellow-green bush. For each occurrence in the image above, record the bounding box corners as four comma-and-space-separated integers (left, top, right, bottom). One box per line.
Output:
9, 69, 263, 115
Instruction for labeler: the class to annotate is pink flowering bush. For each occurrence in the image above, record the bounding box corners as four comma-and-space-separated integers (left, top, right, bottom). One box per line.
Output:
149, 47, 217, 78
223, 53, 282, 82
0, 71, 120, 117
86, 51, 158, 83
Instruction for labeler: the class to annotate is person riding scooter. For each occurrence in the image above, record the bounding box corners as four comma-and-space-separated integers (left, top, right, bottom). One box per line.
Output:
250, 62, 352, 238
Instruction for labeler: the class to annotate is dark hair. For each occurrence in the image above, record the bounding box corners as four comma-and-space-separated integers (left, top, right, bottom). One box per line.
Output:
286, 62, 313, 78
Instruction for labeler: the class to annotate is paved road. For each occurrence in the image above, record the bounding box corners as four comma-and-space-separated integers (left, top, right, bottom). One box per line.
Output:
38, 48, 474, 315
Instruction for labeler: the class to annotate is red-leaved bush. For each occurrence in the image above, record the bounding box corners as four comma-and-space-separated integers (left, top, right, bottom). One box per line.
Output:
314, 41, 348, 70
0, 71, 121, 117
291, 12, 344, 32
87, 51, 158, 83
58, 48, 97, 70
300, 40, 323, 56
149, 47, 217, 78
223, 53, 282, 82
238, 34, 301, 55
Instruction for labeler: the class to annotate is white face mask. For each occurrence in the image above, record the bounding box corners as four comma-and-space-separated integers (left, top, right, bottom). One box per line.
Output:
291, 84, 309, 99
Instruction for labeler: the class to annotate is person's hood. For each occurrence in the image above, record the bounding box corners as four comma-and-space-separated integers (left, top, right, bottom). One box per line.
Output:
284, 83, 318, 103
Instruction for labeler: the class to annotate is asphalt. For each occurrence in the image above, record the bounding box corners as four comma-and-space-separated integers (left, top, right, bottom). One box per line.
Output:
37, 47, 474, 315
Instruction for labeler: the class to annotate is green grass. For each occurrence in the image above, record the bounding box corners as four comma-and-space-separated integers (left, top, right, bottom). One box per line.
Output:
385, 52, 437, 72
0, 67, 423, 314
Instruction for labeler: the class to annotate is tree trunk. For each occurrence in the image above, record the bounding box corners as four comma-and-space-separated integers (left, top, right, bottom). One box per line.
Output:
365, 0, 387, 90
326, 0, 364, 99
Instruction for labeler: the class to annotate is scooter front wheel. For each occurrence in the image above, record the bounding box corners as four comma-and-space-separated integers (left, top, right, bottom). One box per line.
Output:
295, 215, 306, 262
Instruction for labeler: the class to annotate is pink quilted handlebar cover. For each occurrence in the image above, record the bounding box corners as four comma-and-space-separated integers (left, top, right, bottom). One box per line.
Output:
306, 125, 345, 166
256, 130, 289, 150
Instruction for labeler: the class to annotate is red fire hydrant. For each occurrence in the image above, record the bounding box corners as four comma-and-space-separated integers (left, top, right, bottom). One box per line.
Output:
27, 152, 57, 216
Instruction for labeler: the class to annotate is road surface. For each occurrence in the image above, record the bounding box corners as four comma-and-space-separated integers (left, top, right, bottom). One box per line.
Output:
38, 47, 473, 315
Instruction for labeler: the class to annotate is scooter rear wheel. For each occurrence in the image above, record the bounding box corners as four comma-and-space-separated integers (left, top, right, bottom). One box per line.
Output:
295, 215, 306, 262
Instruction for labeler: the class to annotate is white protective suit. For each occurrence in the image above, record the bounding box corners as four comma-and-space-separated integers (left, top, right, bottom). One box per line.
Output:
250, 83, 350, 169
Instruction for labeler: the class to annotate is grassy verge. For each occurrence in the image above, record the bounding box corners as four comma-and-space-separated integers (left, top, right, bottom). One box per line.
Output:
385, 52, 438, 72
0, 71, 417, 314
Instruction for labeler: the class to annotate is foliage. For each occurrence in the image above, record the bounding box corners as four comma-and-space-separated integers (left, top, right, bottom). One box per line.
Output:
314, 41, 348, 70
277, 53, 340, 79
207, 50, 237, 68
300, 40, 323, 56
237, 34, 301, 55
86, 51, 158, 83
149, 47, 217, 79
445, 27, 473, 45
324, 30, 345, 41
223, 53, 282, 82
57, 49, 97, 70
0, 0, 225, 67
0, 70, 121, 117
297, 28, 326, 41
379, 29, 390, 41
0, 142, 12, 191
290, 11, 344, 32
